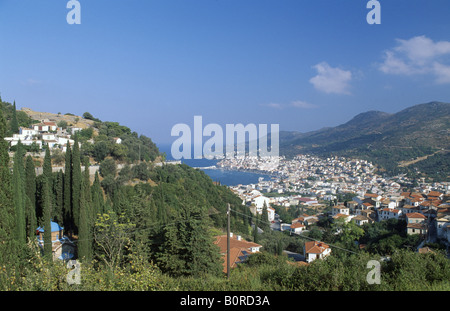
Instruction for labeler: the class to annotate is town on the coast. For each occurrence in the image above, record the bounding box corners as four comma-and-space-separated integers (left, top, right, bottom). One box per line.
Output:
214, 154, 450, 264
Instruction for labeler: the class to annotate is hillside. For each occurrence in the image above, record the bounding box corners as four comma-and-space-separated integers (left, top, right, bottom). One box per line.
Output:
280, 101, 450, 180
21, 107, 97, 130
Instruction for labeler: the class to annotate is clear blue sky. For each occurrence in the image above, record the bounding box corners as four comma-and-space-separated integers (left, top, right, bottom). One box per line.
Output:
1, 0, 449, 145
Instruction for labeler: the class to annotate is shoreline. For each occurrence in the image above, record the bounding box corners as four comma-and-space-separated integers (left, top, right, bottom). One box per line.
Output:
200, 165, 282, 179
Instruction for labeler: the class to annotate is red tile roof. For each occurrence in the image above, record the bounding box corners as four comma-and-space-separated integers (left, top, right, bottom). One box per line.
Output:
305, 241, 329, 254
406, 212, 426, 219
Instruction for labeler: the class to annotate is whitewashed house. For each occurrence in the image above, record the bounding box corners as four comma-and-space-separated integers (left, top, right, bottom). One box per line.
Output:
304, 241, 331, 263
378, 208, 402, 221
290, 222, 305, 234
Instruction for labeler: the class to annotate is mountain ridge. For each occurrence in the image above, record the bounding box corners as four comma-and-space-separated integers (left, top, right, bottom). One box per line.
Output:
280, 101, 450, 180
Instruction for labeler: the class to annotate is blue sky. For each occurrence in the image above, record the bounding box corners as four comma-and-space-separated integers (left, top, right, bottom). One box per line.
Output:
1, 0, 450, 145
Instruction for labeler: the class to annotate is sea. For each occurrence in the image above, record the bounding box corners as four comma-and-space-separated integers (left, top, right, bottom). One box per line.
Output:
158, 144, 275, 186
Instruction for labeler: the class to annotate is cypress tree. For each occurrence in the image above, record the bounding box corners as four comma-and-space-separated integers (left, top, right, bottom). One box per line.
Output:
83, 157, 92, 207
10, 100, 19, 134
91, 171, 104, 216
12, 141, 26, 245
25, 155, 37, 209
24, 146, 37, 239
253, 216, 259, 244
43, 144, 52, 183
25, 195, 37, 241
77, 176, 92, 262
260, 202, 270, 232
63, 143, 72, 234
53, 170, 64, 223
72, 135, 81, 232
0, 108, 18, 274
41, 176, 53, 259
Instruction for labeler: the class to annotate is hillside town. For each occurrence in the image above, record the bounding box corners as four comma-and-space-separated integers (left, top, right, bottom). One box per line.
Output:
4, 120, 82, 152
219, 154, 450, 262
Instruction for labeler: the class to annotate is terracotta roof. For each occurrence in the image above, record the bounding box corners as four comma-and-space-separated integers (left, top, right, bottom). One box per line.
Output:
365, 193, 378, 198
290, 222, 305, 229
333, 213, 350, 219
214, 235, 262, 253
305, 241, 329, 254
428, 191, 442, 197
406, 212, 426, 219
382, 208, 400, 213
407, 223, 427, 230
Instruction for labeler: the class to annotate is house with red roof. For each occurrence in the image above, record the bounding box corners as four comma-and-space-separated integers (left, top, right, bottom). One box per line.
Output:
290, 222, 306, 234
406, 213, 428, 235
304, 241, 331, 263
214, 233, 262, 273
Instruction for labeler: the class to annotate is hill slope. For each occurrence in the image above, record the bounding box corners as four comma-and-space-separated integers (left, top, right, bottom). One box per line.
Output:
280, 101, 450, 180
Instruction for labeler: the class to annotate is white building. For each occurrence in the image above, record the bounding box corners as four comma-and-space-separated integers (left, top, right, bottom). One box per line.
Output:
304, 241, 331, 263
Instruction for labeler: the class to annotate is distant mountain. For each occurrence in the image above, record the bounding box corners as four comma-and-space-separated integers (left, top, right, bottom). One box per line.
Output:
280, 101, 450, 180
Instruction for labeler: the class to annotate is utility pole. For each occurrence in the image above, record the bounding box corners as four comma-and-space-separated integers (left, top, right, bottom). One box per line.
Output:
227, 203, 231, 280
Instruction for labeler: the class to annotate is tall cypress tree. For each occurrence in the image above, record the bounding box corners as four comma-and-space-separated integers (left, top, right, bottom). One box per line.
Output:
71, 135, 81, 233
25, 195, 37, 241
77, 176, 92, 262
0, 108, 18, 274
12, 141, 26, 245
91, 171, 104, 217
260, 202, 270, 233
253, 215, 259, 244
25, 155, 37, 209
53, 170, 64, 223
42, 176, 53, 259
43, 144, 52, 183
63, 143, 72, 234
10, 100, 19, 134
25, 155, 37, 240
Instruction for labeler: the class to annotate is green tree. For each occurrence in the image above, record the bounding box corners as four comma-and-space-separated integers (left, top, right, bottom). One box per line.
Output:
0, 108, 18, 288
25, 155, 37, 208
41, 176, 53, 259
12, 141, 26, 246
72, 136, 82, 232
42, 145, 52, 183
156, 203, 223, 277
99, 157, 117, 178
93, 141, 110, 162
63, 143, 72, 233
53, 171, 64, 223
78, 176, 93, 262
253, 216, 260, 244
260, 202, 270, 232
91, 171, 104, 216
10, 100, 19, 134
93, 211, 135, 272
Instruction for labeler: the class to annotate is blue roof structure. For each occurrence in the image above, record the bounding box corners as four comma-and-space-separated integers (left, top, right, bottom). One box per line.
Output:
36, 221, 63, 233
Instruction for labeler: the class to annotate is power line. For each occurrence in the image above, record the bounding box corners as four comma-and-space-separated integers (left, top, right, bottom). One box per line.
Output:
70, 209, 223, 244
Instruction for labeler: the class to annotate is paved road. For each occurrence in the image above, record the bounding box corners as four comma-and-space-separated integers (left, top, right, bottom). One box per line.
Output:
283, 250, 305, 262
